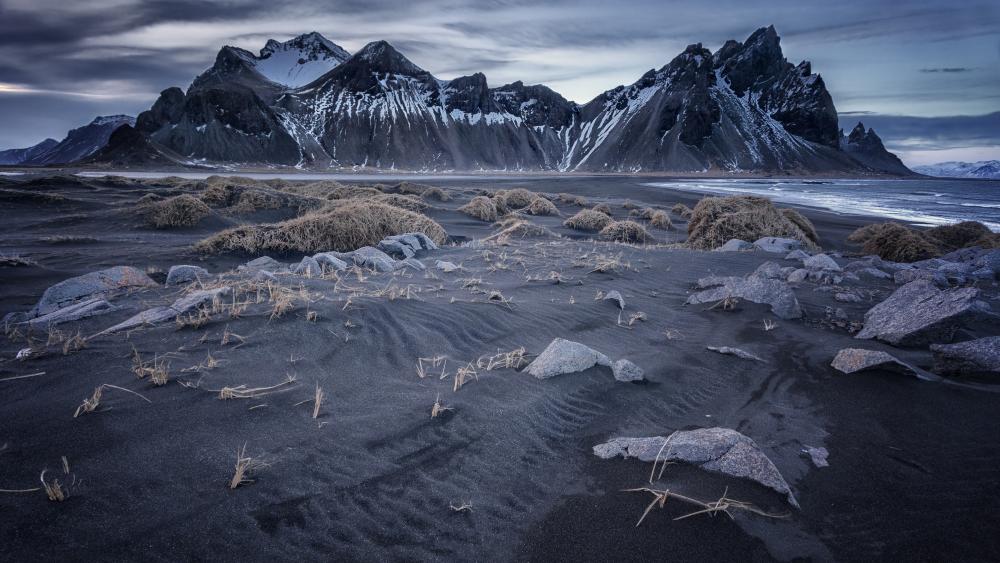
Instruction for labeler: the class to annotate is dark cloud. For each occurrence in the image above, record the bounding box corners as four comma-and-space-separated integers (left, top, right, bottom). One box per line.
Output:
920, 67, 975, 73
839, 112, 1000, 150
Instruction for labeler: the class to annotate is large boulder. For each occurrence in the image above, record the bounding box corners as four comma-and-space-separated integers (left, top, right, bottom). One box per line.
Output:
166, 265, 209, 286
25, 298, 118, 328
716, 239, 752, 252
894, 269, 948, 288
612, 359, 644, 382
30, 266, 157, 317
593, 427, 798, 508
377, 239, 416, 259
803, 253, 841, 272
931, 337, 1000, 377
753, 237, 802, 254
98, 287, 231, 335
525, 338, 611, 379
687, 276, 802, 319
351, 246, 396, 272
292, 256, 322, 277
856, 280, 994, 346
831, 348, 934, 380
313, 252, 349, 272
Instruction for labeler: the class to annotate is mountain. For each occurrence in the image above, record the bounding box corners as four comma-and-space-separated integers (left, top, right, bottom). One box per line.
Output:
81, 124, 189, 168
118, 27, 910, 174
25, 115, 135, 165
912, 160, 1000, 179
0, 138, 58, 165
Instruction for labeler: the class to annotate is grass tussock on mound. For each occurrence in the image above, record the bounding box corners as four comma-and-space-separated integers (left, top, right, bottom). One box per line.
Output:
672, 203, 693, 219
600, 220, 652, 244
563, 209, 613, 231
558, 193, 588, 206
649, 210, 673, 230
848, 220, 999, 262
780, 208, 819, 245
487, 217, 557, 243
525, 197, 559, 216
686, 195, 818, 251
459, 196, 498, 222
495, 188, 535, 210
142, 194, 211, 228
592, 203, 613, 216
195, 201, 446, 255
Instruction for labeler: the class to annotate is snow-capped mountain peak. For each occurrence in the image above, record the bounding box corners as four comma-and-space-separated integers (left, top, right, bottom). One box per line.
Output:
913, 160, 1000, 179
251, 32, 350, 88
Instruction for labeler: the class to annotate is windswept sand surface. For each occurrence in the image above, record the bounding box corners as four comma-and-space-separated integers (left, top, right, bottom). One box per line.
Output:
1, 174, 999, 561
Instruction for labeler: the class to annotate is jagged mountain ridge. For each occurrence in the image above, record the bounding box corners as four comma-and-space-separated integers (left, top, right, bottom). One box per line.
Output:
913, 160, 1000, 180
0, 138, 58, 165
129, 27, 909, 174
2, 116, 134, 166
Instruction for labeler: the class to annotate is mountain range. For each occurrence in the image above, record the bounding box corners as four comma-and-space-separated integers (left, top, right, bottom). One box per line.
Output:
912, 160, 1000, 180
9, 27, 910, 175
0, 115, 134, 166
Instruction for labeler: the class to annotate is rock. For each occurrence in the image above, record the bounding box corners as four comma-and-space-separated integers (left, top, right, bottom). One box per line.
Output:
785, 249, 810, 260
831, 348, 935, 380
834, 292, 862, 303
525, 338, 611, 379
802, 446, 829, 468
856, 280, 993, 346
856, 267, 891, 280
803, 253, 841, 272
292, 256, 322, 277
970, 268, 995, 281
753, 237, 802, 254
894, 269, 948, 288
398, 258, 427, 271
787, 268, 809, 283
166, 265, 209, 286
707, 346, 765, 362
603, 290, 625, 309
931, 337, 1000, 377
753, 261, 785, 280
25, 298, 118, 328
612, 359, 644, 382
243, 256, 283, 272
30, 266, 157, 317
972, 249, 1000, 275
248, 270, 277, 282
98, 287, 231, 335
313, 252, 349, 272
593, 428, 798, 508
407, 232, 439, 251
435, 260, 460, 273
716, 239, 752, 252
687, 276, 802, 319
351, 246, 396, 272
377, 239, 416, 259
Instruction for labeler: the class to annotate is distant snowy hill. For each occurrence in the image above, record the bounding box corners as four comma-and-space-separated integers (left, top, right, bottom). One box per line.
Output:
0, 116, 134, 165
0, 138, 58, 165
913, 160, 1000, 180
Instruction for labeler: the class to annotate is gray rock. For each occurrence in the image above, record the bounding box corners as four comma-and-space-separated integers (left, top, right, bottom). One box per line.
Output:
970, 267, 995, 281
894, 269, 948, 288
803, 253, 841, 272
292, 256, 322, 277
831, 348, 934, 380
785, 249, 810, 261
857, 267, 892, 280
835, 292, 862, 303
377, 239, 416, 259
248, 270, 277, 282
612, 359, 644, 382
856, 280, 993, 346
716, 239, 752, 252
707, 346, 765, 362
398, 258, 427, 271
406, 232, 439, 251
931, 337, 1000, 377
593, 427, 798, 508
352, 246, 396, 272
603, 290, 625, 310
972, 249, 1000, 275
243, 256, 283, 272
25, 298, 118, 328
525, 338, 611, 379
802, 446, 829, 468
753, 261, 785, 280
313, 252, 349, 272
30, 266, 157, 317
166, 265, 209, 286
787, 268, 809, 283
435, 260, 460, 273
687, 276, 803, 319
98, 287, 231, 335
753, 237, 802, 254
386, 233, 424, 253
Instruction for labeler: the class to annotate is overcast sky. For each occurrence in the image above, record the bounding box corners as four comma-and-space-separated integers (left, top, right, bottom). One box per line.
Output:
0, 0, 997, 165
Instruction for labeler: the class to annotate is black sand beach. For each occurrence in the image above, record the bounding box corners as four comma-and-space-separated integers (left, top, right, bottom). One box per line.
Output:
1, 174, 998, 562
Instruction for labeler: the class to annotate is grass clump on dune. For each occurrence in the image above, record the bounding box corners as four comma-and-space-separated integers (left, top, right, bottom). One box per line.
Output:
564, 209, 613, 232
779, 208, 819, 245
495, 188, 535, 210
600, 220, 652, 244
526, 197, 559, 216
926, 221, 999, 251
648, 210, 673, 230
459, 196, 498, 222
686, 195, 818, 251
848, 220, 998, 262
196, 201, 446, 255
558, 193, 588, 206
671, 203, 693, 219
141, 194, 211, 228
592, 203, 613, 216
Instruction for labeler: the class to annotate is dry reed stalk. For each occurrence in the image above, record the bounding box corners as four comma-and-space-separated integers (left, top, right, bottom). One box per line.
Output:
229, 443, 269, 489
214, 375, 297, 400
221, 325, 245, 346
623, 486, 787, 527
453, 362, 478, 392
476, 347, 527, 371
449, 500, 473, 512
73, 384, 151, 417
39, 470, 66, 501
763, 319, 778, 331
430, 394, 453, 418
62, 331, 87, 355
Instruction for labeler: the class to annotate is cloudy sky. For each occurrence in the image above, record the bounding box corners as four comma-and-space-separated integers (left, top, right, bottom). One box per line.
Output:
0, 0, 997, 165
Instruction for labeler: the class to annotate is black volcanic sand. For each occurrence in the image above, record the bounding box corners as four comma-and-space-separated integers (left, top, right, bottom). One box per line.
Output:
1, 174, 999, 562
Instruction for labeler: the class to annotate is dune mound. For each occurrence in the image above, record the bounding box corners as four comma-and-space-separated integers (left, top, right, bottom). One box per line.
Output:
687, 195, 818, 251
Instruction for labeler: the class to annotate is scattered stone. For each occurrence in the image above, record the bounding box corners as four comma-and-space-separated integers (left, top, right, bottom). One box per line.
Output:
787, 269, 809, 283
25, 298, 118, 328
856, 267, 892, 280
831, 348, 935, 380
707, 346, 765, 362
835, 292, 862, 303
593, 427, 798, 508
972, 249, 1000, 275
802, 446, 829, 468
292, 256, 322, 277
612, 359, 644, 382
407, 232, 439, 251
351, 246, 396, 272
377, 239, 416, 259
753, 261, 785, 280
98, 287, 231, 335
313, 252, 349, 272
166, 265, 209, 286
785, 249, 810, 261
435, 260, 460, 273
894, 269, 948, 288
398, 258, 427, 271
753, 237, 802, 254
717, 239, 752, 252
931, 337, 1000, 377
603, 290, 625, 310
803, 253, 841, 272
29, 266, 157, 317
243, 256, 283, 272
687, 276, 803, 319
856, 280, 993, 346
525, 338, 611, 379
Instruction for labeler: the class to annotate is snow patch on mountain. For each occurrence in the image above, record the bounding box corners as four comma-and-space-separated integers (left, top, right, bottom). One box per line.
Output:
913, 160, 1000, 180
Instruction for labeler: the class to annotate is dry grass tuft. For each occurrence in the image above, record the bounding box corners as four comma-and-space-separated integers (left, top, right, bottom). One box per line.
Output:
687, 195, 818, 251
476, 347, 527, 371
592, 203, 613, 216
196, 201, 446, 254
229, 443, 269, 489
564, 209, 613, 232
600, 220, 652, 244
216, 375, 296, 400
73, 384, 151, 418
495, 188, 535, 209
453, 362, 478, 392
648, 210, 673, 230
525, 197, 559, 216
779, 208, 819, 244
431, 393, 453, 418
459, 196, 498, 222
558, 193, 588, 206
623, 487, 787, 527
926, 221, 999, 250
847, 222, 939, 262
141, 194, 211, 228
671, 203, 694, 219
61, 331, 87, 355
40, 470, 67, 502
